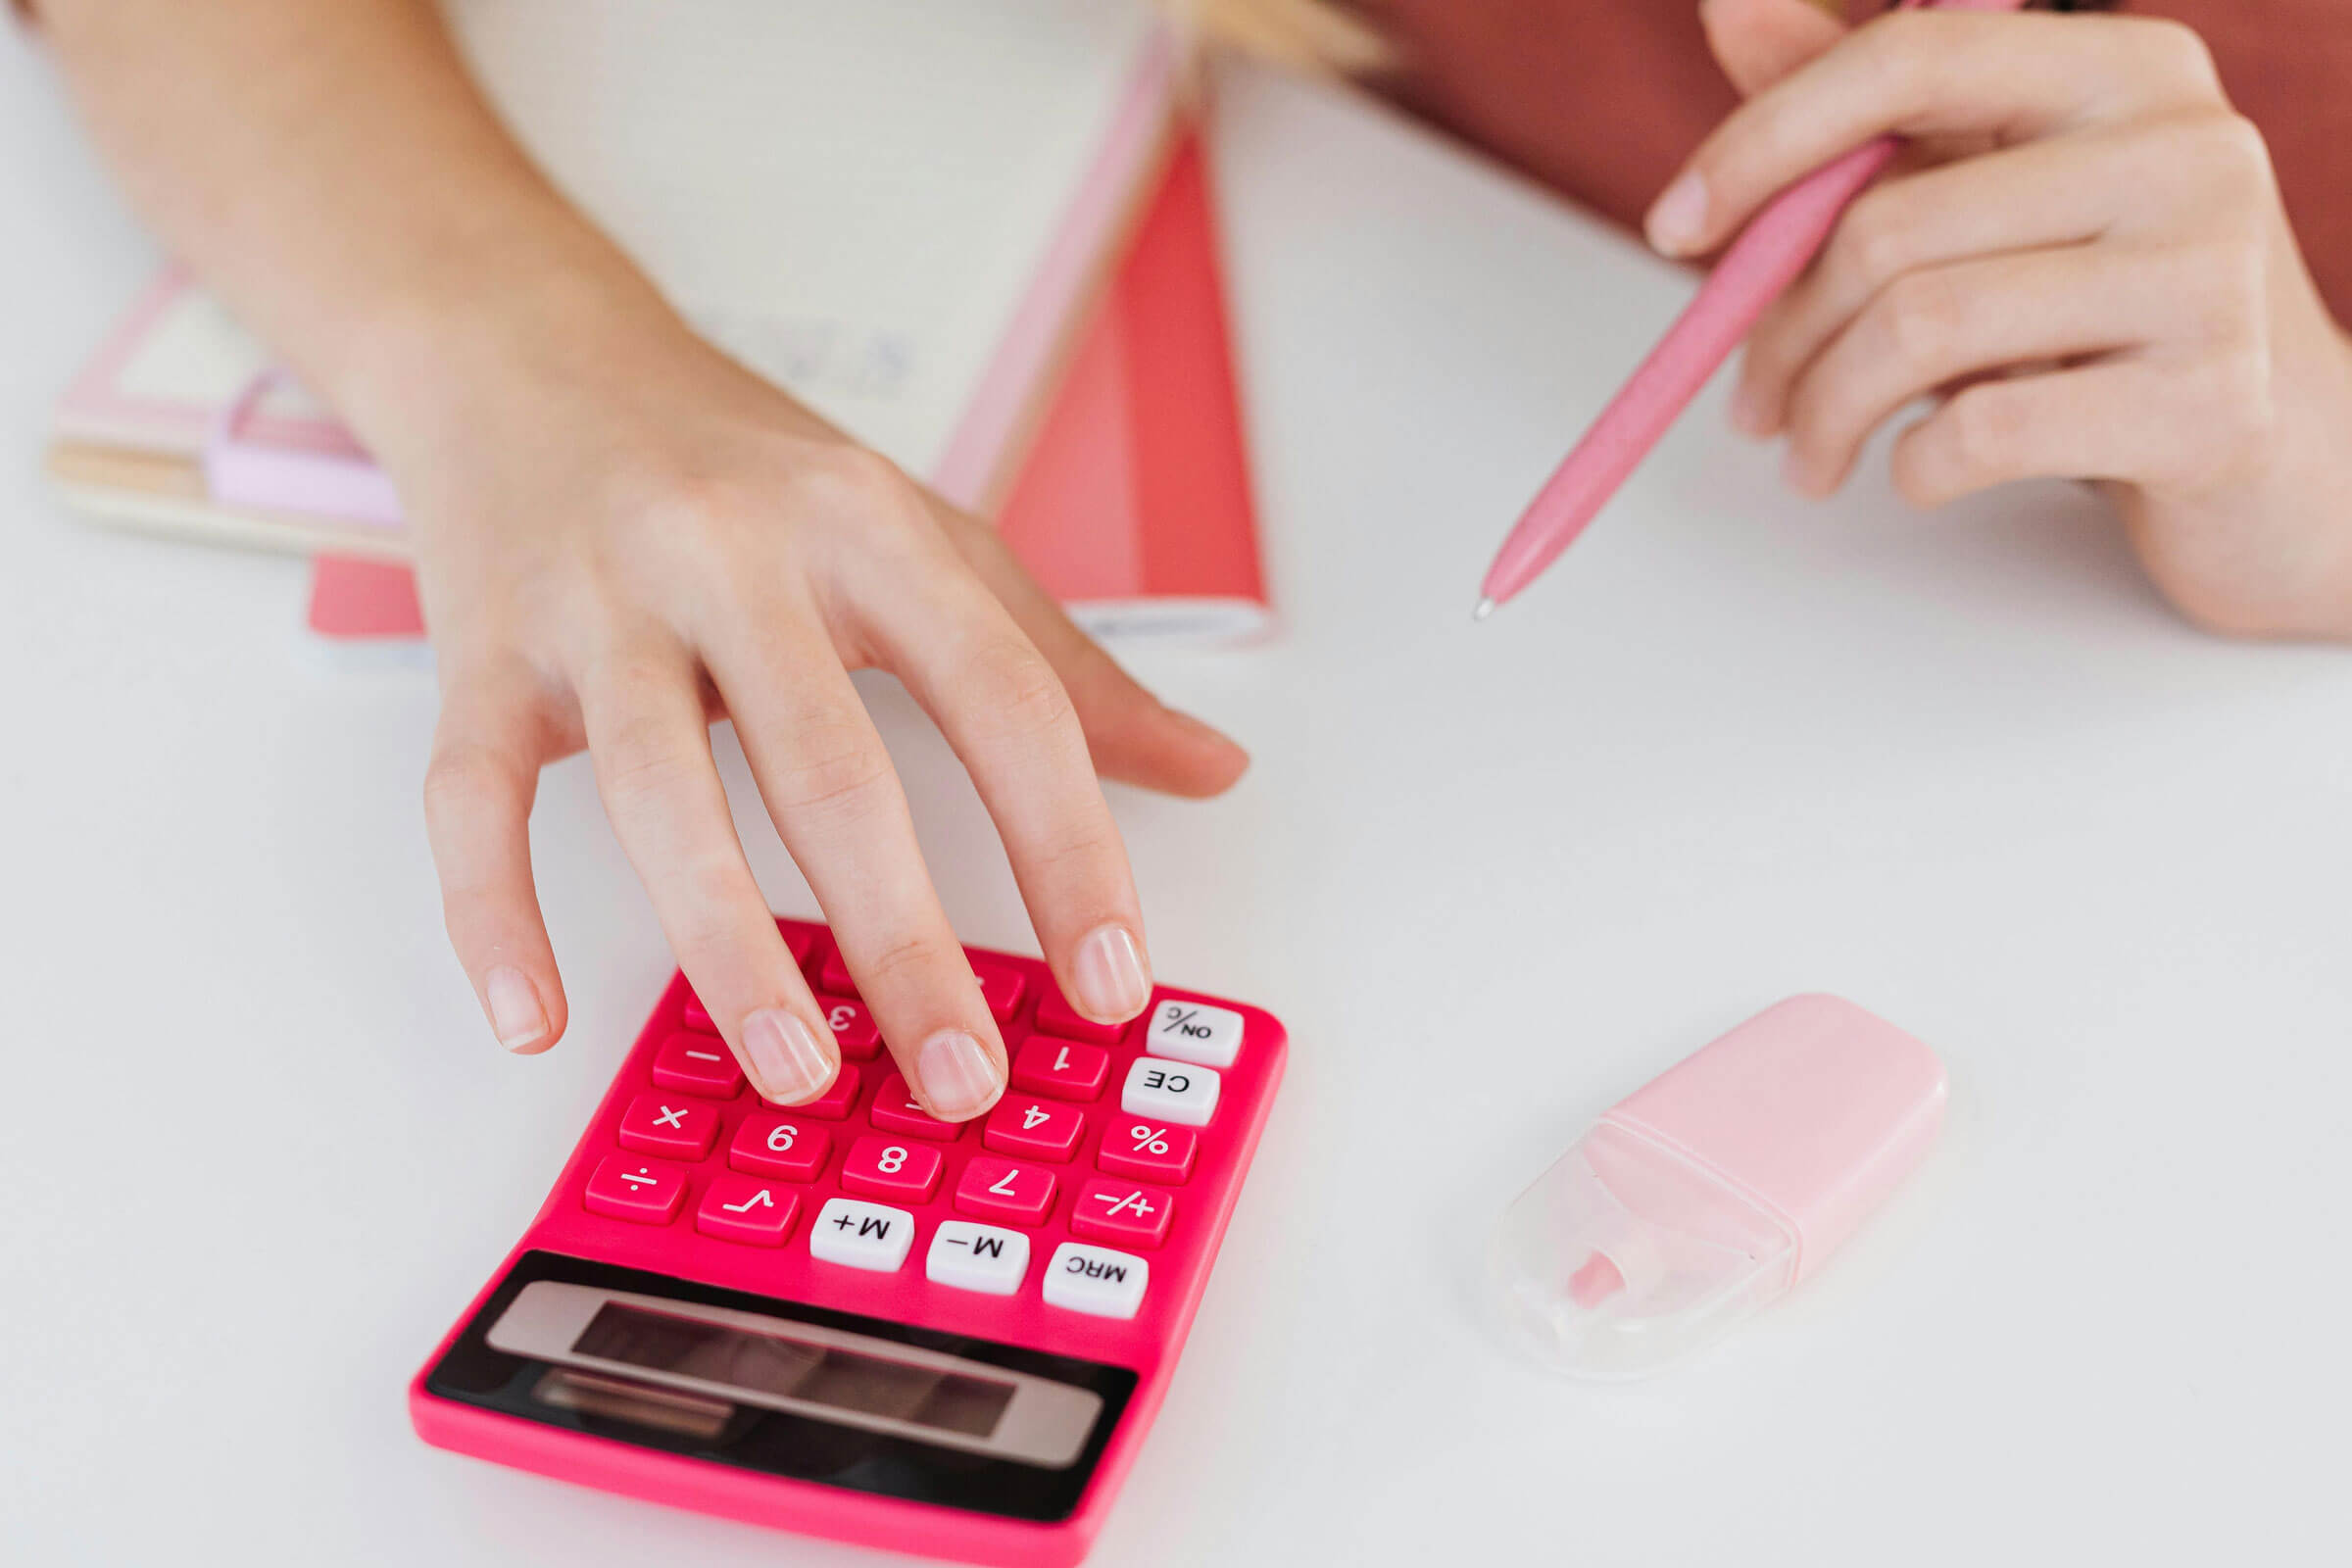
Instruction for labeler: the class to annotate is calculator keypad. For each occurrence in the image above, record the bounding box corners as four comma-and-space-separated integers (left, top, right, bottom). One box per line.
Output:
1140, 1000, 1246, 1068
983, 1097, 1085, 1161
617, 1093, 721, 1160
578, 938, 1273, 1326
697, 1176, 800, 1247
869, 1074, 967, 1141
1120, 1058, 1220, 1127
809, 1198, 915, 1271
584, 1156, 687, 1224
1011, 1036, 1109, 1101
1070, 1177, 1175, 1250
1043, 1243, 1149, 1319
815, 997, 881, 1061
1097, 1119, 1199, 1185
955, 1157, 1057, 1227
728, 1113, 831, 1182
928, 1221, 1029, 1295
650, 1032, 743, 1098
841, 1136, 944, 1203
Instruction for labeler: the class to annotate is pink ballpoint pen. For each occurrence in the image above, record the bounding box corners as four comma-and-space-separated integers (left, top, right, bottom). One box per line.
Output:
1474, 0, 2030, 618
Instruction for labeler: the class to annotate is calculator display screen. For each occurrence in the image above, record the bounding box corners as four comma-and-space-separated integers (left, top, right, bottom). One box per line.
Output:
573, 1301, 1015, 1439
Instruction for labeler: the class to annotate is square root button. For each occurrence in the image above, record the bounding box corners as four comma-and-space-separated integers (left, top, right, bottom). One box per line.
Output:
1042, 1243, 1149, 1319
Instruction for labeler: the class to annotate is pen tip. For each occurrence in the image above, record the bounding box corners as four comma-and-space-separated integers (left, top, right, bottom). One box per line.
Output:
1472, 597, 1496, 622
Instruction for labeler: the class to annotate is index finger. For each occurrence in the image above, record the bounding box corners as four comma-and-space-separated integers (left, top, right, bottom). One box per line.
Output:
1648, 10, 2224, 257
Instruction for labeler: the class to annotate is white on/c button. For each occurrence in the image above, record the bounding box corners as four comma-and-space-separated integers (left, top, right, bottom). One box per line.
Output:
1042, 1243, 1149, 1319
1120, 1056, 1219, 1127
926, 1221, 1029, 1295
809, 1198, 914, 1272
1143, 999, 1245, 1068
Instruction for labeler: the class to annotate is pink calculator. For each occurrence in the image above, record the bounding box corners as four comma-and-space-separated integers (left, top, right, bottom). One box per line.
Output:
411, 917, 1287, 1568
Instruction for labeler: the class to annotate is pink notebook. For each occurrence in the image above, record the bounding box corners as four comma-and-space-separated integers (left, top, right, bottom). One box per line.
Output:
309, 130, 1268, 647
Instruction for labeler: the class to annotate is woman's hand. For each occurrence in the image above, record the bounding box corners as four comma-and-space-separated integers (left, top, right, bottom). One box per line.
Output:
1651, 0, 2352, 639
378, 281, 1248, 1117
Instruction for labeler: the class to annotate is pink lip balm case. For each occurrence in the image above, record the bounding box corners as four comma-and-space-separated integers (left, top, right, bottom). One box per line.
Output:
1490, 995, 1947, 1378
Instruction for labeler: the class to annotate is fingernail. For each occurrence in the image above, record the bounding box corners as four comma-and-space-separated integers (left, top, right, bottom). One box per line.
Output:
484, 965, 549, 1052
1730, 381, 1768, 437
917, 1029, 1004, 1121
1071, 924, 1152, 1022
1645, 171, 1708, 256
743, 1008, 836, 1104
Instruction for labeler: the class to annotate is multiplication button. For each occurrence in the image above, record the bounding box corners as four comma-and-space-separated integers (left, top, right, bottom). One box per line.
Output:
1143, 999, 1245, 1068
1042, 1243, 1149, 1320
927, 1222, 1030, 1296
1120, 1057, 1219, 1127
808, 1198, 914, 1272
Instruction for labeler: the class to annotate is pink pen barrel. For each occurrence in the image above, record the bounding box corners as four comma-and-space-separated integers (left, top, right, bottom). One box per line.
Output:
1474, 0, 2028, 613
1479, 136, 1895, 608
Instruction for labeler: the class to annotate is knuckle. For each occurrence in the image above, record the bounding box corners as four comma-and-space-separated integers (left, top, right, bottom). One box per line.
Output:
960, 640, 1077, 747
772, 717, 895, 817
790, 445, 923, 528
1945, 384, 2024, 476
1838, 197, 1910, 295
2193, 110, 2276, 194
595, 719, 703, 814
421, 742, 518, 827
2129, 19, 2223, 99
854, 930, 960, 994
1879, 272, 1963, 371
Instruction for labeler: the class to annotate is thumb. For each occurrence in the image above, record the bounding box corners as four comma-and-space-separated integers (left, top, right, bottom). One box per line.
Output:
1699, 0, 1848, 98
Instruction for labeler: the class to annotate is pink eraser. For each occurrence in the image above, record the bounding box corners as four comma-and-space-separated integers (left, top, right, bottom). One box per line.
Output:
1490, 996, 1946, 1379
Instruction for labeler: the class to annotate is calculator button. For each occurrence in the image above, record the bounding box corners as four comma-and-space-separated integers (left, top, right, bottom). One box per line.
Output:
696, 1176, 800, 1247
681, 992, 717, 1034
982, 1097, 1085, 1162
616, 1093, 721, 1160
968, 956, 1027, 1022
1010, 1036, 1109, 1102
1033, 988, 1127, 1044
840, 1136, 944, 1202
954, 1157, 1057, 1226
815, 996, 881, 1061
768, 1062, 859, 1121
583, 1156, 687, 1225
728, 1113, 831, 1182
1141, 999, 1246, 1068
775, 921, 817, 967
1042, 1243, 1149, 1319
650, 1032, 743, 1099
926, 1222, 1030, 1296
1069, 1177, 1175, 1250
1097, 1119, 1199, 1185
869, 1074, 967, 1141
818, 946, 858, 996
809, 1198, 915, 1272
1120, 1058, 1220, 1127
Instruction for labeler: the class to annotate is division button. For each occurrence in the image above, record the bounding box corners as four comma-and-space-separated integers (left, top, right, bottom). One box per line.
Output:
1042, 1243, 1149, 1320
582, 1156, 687, 1225
926, 1221, 1031, 1296
808, 1198, 915, 1273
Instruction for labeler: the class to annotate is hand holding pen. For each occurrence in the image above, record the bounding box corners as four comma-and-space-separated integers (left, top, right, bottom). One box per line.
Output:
1481, 0, 2352, 641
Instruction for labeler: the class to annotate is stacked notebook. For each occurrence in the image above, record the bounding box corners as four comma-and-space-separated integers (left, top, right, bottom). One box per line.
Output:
46, 0, 1268, 645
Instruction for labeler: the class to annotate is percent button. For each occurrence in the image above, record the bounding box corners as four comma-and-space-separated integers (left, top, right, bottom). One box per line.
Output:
1098, 1118, 1198, 1185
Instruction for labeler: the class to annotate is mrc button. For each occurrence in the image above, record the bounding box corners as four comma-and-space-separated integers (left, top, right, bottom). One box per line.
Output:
1121, 1056, 1219, 1127
1043, 1242, 1149, 1319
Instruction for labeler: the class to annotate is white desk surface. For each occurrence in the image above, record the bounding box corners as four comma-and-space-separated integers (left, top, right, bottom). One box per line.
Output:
4, 36, 2346, 1568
